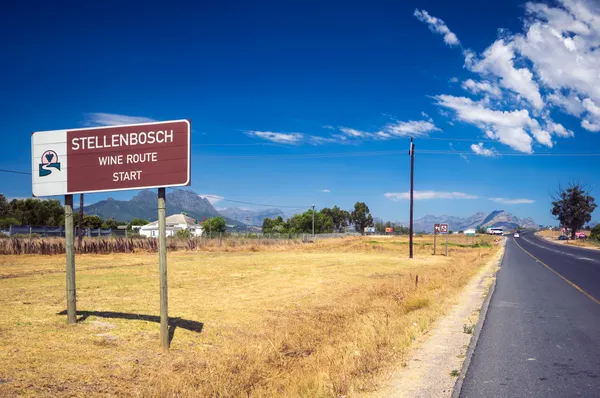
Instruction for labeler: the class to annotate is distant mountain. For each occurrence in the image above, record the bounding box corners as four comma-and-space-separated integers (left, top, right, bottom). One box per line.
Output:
82, 189, 243, 225
400, 210, 537, 233
218, 207, 286, 226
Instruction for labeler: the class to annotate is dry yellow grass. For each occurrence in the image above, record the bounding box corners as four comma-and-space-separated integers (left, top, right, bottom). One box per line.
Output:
0, 235, 498, 397
536, 230, 600, 250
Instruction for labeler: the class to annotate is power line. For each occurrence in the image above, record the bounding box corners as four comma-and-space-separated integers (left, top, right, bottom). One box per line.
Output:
192, 143, 278, 147
200, 195, 310, 208
0, 168, 31, 175
190, 136, 500, 146
196, 151, 600, 159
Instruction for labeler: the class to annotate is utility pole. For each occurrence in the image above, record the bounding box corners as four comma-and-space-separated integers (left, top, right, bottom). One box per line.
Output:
409, 138, 415, 259
312, 204, 315, 236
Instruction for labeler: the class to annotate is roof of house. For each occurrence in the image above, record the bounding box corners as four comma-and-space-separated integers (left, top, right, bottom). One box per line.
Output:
142, 213, 199, 228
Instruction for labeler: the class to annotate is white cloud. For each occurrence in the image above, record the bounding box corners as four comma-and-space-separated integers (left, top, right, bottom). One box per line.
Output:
308, 119, 441, 143
421, 111, 430, 118
489, 197, 535, 204
461, 79, 502, 97
339, 127, 368, 137
414, 9, 460, 46
85, 112, 156, 126
515, 1, 600, 130
470, 142, 498, 157
434, 95, 541, 153
583, 98, 600, 117
468, 40, 544, 109
516, 2, 600, 103
198, 194, 224, 205
582, 119, 600, 132
449, 77, 459, 83
547, 92, 585, 116
545, 118, 574, 137
245, 131, 304, 144
384, 191, 478, 201
308, 135, 339, 145
318, 189, 331, 193
385, 120, 440, 137
418, 1, 600, 153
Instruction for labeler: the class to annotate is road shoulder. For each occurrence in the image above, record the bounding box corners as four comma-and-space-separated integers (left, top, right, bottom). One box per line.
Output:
372, 242, 505, 398
535, 232, 600, 252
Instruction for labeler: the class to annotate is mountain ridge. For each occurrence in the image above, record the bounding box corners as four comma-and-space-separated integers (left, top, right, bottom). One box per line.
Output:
400, 210, 537, 233
82, 189, 243, 225
218, 207, 286, 226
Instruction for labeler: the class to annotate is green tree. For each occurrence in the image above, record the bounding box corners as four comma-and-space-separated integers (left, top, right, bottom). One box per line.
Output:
202, 216, 227, 235
590, 224, 600, 242
395, 224, 410, 235
375, 221, 386, 234
128, 218, 150, 230
83, 215, 104, 229
0, 194, 9, 218
287, 210, 333, 234
551, 183, 597, 240
262, 216, 288, 233
8, 198, 63, 226
0, 217, 20, 229
321, 206, 350, 233
102, 218, 121, 229
350, 202, 373, 235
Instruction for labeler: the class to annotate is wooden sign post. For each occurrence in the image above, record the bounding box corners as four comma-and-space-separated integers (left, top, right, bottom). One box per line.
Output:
158, 188, 169, 349
433, 223, 439, 255
65, 194, 76, 324
434, 223, 449, 256
445, 233, 448, 256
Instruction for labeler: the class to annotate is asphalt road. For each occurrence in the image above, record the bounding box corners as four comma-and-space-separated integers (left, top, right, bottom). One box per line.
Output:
460, 233, 600, 397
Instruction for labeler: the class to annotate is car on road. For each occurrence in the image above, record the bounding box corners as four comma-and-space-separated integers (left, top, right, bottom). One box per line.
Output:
558, 235, 569, 240
514, 232, 520, 238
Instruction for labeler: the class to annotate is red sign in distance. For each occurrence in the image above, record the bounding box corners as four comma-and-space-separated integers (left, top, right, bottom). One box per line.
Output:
66, 120, 190, 194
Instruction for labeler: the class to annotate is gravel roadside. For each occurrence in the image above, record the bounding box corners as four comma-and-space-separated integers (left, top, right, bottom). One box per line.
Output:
371, 241, 505, 398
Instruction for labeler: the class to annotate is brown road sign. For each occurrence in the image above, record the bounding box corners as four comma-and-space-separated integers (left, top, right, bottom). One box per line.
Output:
32, 120, 191, 196
434, 223, 449, 234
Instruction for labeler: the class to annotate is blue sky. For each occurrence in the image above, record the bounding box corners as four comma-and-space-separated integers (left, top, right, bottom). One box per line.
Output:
2, 0, 600, 225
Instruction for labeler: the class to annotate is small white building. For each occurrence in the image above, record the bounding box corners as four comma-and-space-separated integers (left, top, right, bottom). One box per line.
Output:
464, 228, 476, 236
139, 214, 203, 238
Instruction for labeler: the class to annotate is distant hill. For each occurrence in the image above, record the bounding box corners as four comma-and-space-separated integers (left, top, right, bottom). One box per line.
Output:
218, 207, 285, 226
401, 210, 537, 233
82, 189, 243, 225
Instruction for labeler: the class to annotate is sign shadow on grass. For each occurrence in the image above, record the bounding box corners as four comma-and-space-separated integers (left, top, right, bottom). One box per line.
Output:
57, 310, 203, 343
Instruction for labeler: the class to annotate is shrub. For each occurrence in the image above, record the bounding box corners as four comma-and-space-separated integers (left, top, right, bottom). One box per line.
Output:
0, 232, 9, 239
591, 225, 600, 242
176, 229, 192, 239
11, 233, 41, 239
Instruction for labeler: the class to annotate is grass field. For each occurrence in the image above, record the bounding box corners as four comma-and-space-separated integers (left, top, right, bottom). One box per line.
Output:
0, 235, 499, 397
536, 230, 600, 250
